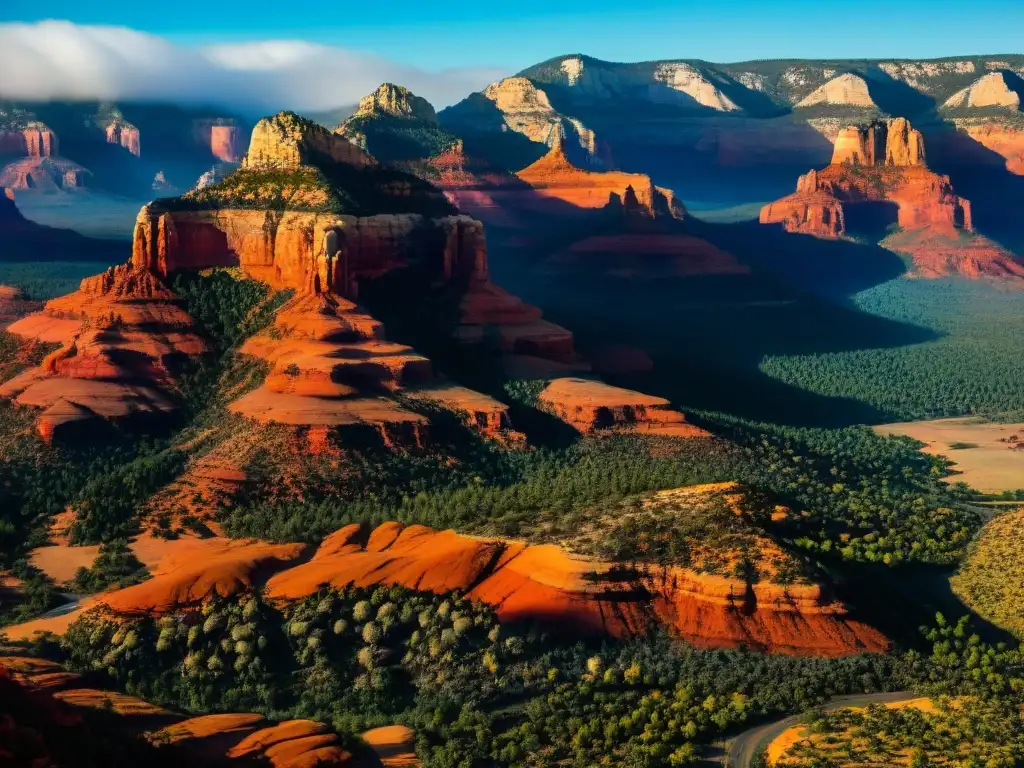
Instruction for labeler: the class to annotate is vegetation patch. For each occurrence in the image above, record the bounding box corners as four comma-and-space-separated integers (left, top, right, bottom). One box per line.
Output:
951, 506, 1024, 639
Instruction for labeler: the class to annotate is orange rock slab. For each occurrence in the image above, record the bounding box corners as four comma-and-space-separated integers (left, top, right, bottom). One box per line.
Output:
538, 377, 709, 437
98, 538, 307, 615
264, 521, 886, 656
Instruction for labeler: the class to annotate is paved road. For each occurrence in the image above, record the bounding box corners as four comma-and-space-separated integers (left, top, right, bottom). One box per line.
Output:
723, 691, 916, 767
39, 593, 82, 619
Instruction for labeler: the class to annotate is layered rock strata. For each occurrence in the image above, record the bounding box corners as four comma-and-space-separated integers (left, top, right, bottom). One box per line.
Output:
538, 377, 709, 437
105, 119, 141, 156
6, 517, 888, 656
761, 118, 972, 238
0, 264, 205, 441
514, 139, 685, 218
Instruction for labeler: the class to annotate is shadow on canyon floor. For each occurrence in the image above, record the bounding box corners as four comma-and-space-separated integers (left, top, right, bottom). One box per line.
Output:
0, 205, 126, 263
925, 122, 1024, 254
485, 209, 936, 428
830, 560, 1017, 649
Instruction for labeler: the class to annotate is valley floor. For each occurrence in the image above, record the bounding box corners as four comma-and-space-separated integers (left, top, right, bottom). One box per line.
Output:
875, 417, 1024, 493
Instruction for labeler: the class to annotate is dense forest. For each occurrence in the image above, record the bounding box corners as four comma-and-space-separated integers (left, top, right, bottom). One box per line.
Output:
761, 279, 1024, 422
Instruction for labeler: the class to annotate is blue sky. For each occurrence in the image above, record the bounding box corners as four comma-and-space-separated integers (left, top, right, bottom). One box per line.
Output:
3, 0, 1024, 70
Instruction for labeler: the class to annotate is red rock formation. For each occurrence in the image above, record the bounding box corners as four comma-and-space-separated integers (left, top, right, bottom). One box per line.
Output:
210, 125, 242, 162
1, 264, 205, 441
883, 228, 1024, 278
22, 123, 58, 157
761, 118, 973, 244
259, 521, 887, 656
831, 118, 925, 167
0, 156, 89, 189
193, 120, 244, 162
958, 122, 1024, 174
1, 656, 353, 767
537, 377, 709, 437
105, 120, 141, 156
514, 138, 685, 219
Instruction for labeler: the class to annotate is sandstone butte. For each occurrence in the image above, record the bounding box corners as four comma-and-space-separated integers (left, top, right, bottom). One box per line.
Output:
105, 118, 141, 156
3, 111, 699, 443
758, 117, 1024, 277
0, 121, 91, 189
6, 516, 885, 656
513, 137, 685, 219
0, 655, 412, 767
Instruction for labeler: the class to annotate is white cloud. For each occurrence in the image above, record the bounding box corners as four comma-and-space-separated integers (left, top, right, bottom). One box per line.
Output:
0, 21, 504, 112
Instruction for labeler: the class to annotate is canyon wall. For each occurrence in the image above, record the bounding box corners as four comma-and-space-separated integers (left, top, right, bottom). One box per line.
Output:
105, 120, 141, 156
761, 118, 972, 238
131, 206, 487, 296
0, 124, 59, 158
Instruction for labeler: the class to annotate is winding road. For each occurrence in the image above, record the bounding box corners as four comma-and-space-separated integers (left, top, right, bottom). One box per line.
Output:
722, 690, 917, 767
39, 592, 82, 619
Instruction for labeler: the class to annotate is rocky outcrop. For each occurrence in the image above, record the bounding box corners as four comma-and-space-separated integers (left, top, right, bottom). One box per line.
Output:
466, 77, 608, 166
943, 71, 1024, 109
794, 73, 877, 108
0, 156, 89, 189
243, 112, 374, 170
651, 62, 740, 111
0, 123, 58, 157
209, 125, 242, 162
0, 264, 205, 441
882, 227, 1024, 279
761, 118, 973, 243
955, 121, 1024, 174
831, 118, 925, 167
21, 122, 59, 157
537, 377, 709, 437
355, 83, 438, 122
105, 119, 141, 156
514, 138, 685, 218
256, 521, 888, 656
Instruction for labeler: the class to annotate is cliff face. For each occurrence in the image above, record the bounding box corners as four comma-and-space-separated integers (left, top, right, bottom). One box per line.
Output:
243, 112, 374, 170
0, 157, 89, 190
21, 122, 59, 157
943, 71, 1023, 109
192, 120, 244, 162
832, 118, 925, 167
761, 118, 972, 238
105, 119, 141, 156
0, 123, 59, 157
759, 117, 1024, 277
